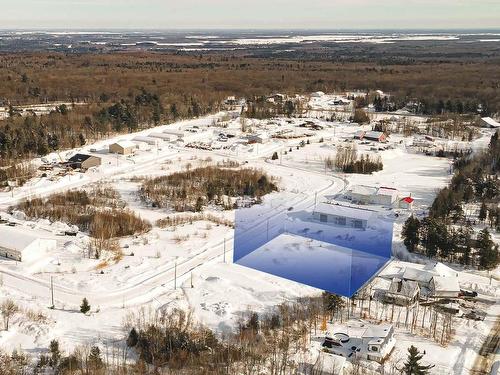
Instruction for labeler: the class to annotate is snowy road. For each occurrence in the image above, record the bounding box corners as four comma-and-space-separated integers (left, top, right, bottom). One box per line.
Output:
0, 152, 346, 311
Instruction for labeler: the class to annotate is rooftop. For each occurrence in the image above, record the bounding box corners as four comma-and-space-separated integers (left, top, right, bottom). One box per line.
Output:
314, 202, 376, 221
0, 225, 41, 251
481, 117, 500, 128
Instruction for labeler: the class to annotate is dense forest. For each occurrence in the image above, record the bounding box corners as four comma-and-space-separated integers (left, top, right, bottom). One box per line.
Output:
402, 131, 500, 269
1, 53, 499, 166
140, 166, 277, 212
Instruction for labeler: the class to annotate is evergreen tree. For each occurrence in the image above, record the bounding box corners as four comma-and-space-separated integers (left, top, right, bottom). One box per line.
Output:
246, 312, 259, 333
402, 216, 421, 252
127, 328, 139, 347
49, 339, 61, 368
322, 292, 345, 320
271, 151, 279, 160
80, 298, 91, 314
403, 345, 433, 374
479, 201, 487, 222
477, 228, 499, 270
88, 346, 103, 370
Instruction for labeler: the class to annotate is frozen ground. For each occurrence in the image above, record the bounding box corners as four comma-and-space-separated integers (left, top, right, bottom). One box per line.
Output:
0, 110, 498, 374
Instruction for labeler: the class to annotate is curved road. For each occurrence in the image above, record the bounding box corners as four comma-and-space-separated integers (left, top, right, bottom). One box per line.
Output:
1, 151, 347, 311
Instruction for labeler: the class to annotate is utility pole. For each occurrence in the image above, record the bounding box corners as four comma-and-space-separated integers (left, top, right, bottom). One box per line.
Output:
174, 260, 177, 290
223, 238, 226, 263
50, 276, 54, 309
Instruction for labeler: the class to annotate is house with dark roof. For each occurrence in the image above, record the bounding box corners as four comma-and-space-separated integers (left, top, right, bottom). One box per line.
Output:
384, 278, 420, 306
66, 154, 101, 170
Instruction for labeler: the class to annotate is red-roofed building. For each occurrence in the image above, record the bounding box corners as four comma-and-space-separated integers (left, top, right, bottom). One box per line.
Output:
399, 196, 414, 209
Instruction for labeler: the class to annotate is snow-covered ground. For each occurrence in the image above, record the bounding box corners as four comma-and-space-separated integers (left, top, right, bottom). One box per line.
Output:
0, 110, 498, 374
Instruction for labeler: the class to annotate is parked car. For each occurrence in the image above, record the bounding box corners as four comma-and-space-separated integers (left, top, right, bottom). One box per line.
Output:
459, 289, 478, 298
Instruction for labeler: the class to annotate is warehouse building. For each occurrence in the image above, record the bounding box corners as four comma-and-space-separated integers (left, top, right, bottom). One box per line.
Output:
313, 202, 376, 230
109, 140, 137, 155
0, 226, 57, 262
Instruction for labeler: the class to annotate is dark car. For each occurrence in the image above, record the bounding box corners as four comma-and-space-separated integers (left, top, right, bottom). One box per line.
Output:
460, 289, 478, 298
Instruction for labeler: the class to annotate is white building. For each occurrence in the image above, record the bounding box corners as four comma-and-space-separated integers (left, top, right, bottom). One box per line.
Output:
480, 117, 500, 128
148, 132, 173, 141
323, 323, 395, 363
0, 226, 57, 262
361, 324, 395, 362
132, 136, 161, 147
162, 128, 185, 140
402, 262, 460, 298
346, 185, 400, 207
313, 202, 375, 230
429, 275, 460, 298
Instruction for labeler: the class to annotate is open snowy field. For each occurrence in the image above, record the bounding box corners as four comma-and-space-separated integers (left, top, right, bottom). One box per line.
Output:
0, 112, 498, 374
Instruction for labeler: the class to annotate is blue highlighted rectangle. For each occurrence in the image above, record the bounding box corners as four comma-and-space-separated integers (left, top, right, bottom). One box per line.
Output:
233, 202, 393, 297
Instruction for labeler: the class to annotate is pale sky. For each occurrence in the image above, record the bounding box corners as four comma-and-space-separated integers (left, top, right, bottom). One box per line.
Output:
1, 0, 499, 30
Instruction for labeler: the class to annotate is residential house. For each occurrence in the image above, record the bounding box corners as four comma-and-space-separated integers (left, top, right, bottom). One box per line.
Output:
429, 275, 460, 298
384, 278, 420, 306
361, 324, 395, 362
323, 323, 395, 363
353, 130, 366, 140
364, 131, 387, 142
402, 262, 460, 298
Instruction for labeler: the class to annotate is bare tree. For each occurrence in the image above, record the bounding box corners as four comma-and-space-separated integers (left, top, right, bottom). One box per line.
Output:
1, 299, 19, 331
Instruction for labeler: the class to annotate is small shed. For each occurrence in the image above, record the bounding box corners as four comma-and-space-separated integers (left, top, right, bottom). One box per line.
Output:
399, 196, 414, 209
67, 154, 101, 170
109, 140, 137, 155
0, 226, 56, 262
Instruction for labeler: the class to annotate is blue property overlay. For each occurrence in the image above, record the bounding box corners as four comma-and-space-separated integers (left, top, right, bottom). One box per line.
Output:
233, 202, 393, 297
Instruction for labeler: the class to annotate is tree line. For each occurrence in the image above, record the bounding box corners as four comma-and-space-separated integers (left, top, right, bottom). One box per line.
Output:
325, 144, 383, 174
402, 131, 500, 269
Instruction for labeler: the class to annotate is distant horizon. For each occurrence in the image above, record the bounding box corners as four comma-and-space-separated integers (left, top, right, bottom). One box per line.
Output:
2, 0, 499, 30
2, 27, 500, 32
